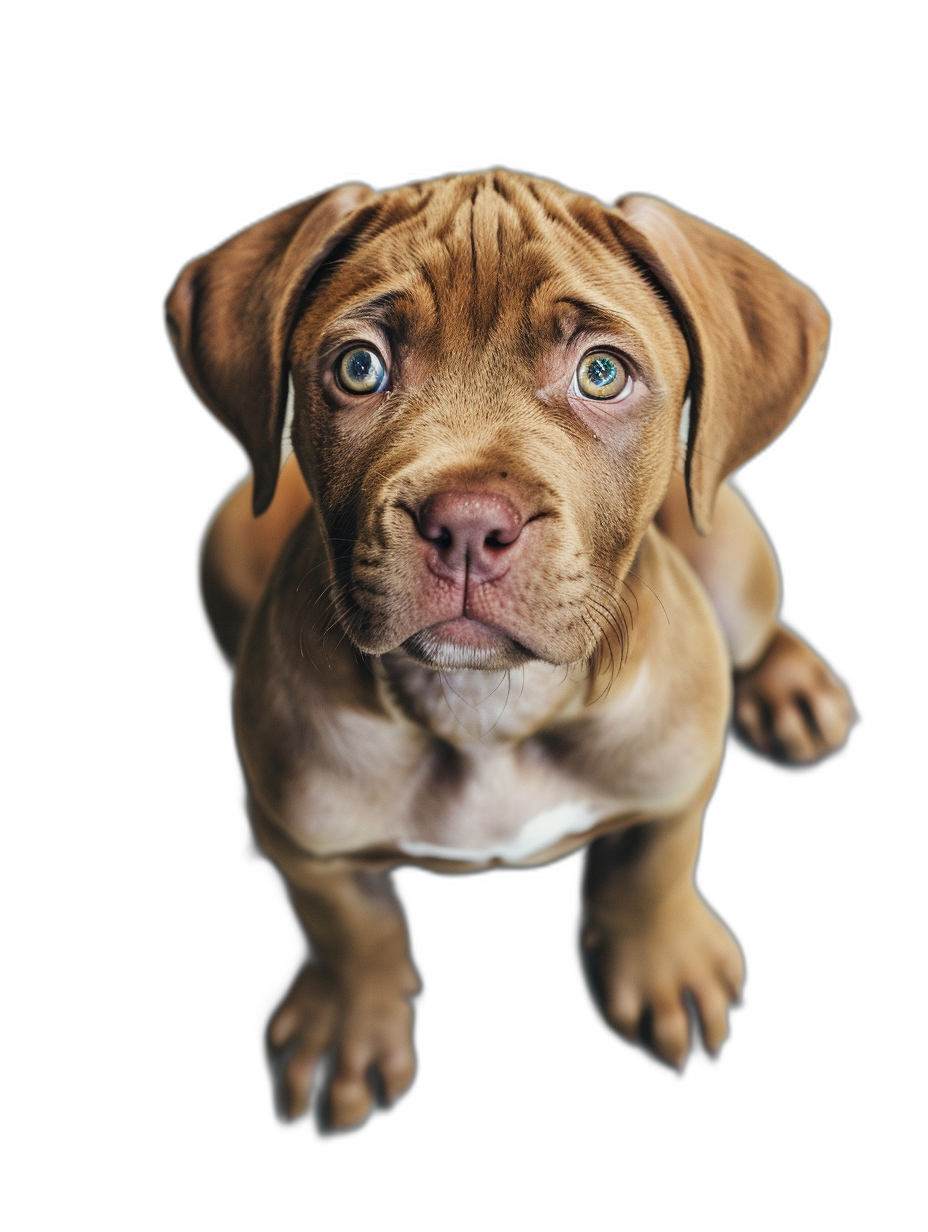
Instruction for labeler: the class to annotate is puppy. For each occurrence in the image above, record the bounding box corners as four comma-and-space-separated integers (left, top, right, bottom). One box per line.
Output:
166, 171, 855, 1130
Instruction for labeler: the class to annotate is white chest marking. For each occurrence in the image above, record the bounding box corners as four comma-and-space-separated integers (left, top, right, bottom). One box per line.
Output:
398, 801, 599, 864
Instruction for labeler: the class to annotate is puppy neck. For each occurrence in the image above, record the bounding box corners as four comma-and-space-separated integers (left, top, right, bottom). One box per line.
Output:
372, 652, 591, 748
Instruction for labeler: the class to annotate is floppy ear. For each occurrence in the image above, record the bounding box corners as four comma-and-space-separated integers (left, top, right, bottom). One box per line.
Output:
610, 195, 829, 535
165, 183, 375, 514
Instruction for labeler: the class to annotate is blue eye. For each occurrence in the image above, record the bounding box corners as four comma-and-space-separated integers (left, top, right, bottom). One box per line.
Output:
576, 351, 632, 400
337, 346, 387, 394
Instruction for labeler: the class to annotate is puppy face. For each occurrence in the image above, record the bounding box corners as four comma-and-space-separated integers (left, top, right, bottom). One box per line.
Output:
288, 172, 689, 670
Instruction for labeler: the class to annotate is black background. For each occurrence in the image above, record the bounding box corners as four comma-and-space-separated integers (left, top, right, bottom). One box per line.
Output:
123, 91, 882, 1207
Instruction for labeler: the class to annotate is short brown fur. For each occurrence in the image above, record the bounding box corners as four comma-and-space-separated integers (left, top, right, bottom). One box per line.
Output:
167, 171, 854, 1130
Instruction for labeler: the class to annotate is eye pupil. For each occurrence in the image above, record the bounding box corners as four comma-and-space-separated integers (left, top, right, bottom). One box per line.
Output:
587, 356, 617, 387
338, 346, 386, 394
347, 351, 373, 382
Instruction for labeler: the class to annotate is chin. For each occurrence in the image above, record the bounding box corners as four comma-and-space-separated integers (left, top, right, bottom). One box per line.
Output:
401, 618, 536, 671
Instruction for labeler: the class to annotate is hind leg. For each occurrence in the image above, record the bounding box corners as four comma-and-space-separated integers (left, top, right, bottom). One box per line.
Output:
655, 472, 855, 762
733, 627, 856, 763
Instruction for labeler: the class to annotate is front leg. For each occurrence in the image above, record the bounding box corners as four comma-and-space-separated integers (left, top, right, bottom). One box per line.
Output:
582, 792, 744, 1068
266, 862, 420, 1130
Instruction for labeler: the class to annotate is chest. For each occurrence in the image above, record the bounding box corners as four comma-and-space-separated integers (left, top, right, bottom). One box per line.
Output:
281, 657, 711, 862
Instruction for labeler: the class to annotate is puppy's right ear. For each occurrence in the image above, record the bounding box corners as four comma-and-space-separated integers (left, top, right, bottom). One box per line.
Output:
165, 184, 374, 514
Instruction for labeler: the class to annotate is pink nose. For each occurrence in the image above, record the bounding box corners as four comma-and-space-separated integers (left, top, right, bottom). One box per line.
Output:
416, 491, 525, 582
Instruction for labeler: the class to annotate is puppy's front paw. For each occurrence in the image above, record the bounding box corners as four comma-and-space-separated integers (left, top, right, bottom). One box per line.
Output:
583, 890, 744, 1068
267, 962, 417, 1131
734, 626, 856, 764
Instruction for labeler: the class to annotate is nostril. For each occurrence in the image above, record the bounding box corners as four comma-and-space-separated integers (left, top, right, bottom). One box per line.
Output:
415, 491, 525, 562
419, 521, 452, 547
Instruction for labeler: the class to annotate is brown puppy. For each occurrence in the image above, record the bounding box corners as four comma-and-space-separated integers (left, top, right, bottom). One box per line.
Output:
167, 171, 855, 1131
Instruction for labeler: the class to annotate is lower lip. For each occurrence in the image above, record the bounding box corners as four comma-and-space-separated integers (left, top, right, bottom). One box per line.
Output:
426, 617, 512, 649
403, 618, 534, 670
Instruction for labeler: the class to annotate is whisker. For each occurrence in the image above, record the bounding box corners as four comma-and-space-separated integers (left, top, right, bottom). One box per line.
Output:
585, 594, 628, 667
579, 610, 616, 702
482, 669, 513, 739
587, 579, 633, 636
583, 593, 628, 697
439, 673, 482, 712
436, 669, 464, 728
295, 559, 331, 594
626, 569, 669, 625
484, 670, 514, 701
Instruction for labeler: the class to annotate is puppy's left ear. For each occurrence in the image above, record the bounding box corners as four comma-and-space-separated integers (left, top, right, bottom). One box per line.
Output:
166, 183, 375, 514
611, 196, 829, 535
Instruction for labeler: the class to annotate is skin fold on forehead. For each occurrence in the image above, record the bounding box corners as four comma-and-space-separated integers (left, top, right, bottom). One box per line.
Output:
288, 170, 690, 526
295, 170, 688, 354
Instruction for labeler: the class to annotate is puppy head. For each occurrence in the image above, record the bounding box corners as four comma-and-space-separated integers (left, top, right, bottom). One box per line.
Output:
167, 171, 827, 670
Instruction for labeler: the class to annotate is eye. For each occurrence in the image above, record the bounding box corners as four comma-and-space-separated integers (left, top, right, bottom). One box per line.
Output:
336, 346, 388, 395
574, 351, 633, 401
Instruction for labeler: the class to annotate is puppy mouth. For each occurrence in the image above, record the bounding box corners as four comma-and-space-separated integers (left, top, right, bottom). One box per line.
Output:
401, 617, 535, 670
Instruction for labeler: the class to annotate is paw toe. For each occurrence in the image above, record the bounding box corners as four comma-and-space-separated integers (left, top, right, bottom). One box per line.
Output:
280, 1049, 320, 1119
806, 680, 856, 750
326, 1073, 375, 1130
734, 695, 767, 751
717, 950, 745, 1003
691, 982, 730, 1055
605, 982, 644, 1040
377, 1045, 416, 1105
648, 999, 691, 1068
267, 1004, 299, 1051
771, 700, 818, 762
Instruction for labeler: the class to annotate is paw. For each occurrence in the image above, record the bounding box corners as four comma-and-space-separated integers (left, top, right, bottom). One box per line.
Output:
734, 626, 856, 764
266, 962, 417, 1131
583, 891, 744, 1068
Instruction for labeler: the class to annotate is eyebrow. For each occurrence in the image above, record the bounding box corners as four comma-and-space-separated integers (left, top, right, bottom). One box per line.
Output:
339, 290, 414, 324
555, 298, 643, 345
318, 289, 420, 354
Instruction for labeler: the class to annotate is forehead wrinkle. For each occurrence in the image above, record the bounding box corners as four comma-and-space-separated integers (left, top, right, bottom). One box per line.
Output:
352, 183, 438, 246
417, 177, 551, 334
351, 171, 616, 269
491, 171, 564, 241
323, 284, 440, 354
314, 173, 665, 359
